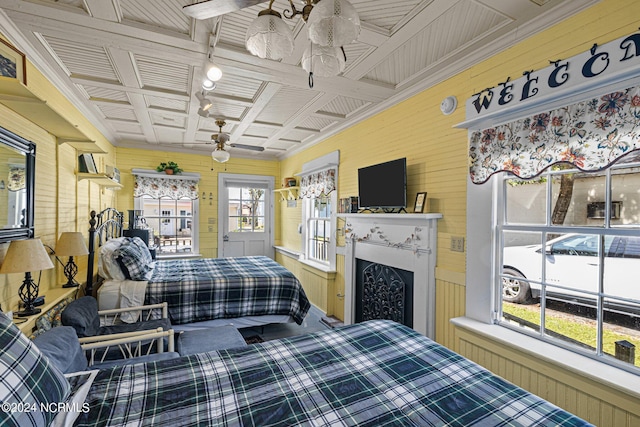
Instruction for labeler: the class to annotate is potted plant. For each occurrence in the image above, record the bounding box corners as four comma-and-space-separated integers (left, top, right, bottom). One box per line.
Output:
156, 161, 183, 175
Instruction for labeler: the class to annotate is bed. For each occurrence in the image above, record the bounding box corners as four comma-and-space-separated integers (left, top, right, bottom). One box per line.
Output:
86, 209, 310, 327
2, 317, 591, 427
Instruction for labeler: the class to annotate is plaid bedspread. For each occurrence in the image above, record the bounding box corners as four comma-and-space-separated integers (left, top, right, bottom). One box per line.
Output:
145, 256, 310, 325
74, 320, 591, 427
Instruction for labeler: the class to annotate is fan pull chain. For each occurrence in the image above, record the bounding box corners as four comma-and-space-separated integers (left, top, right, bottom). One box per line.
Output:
308, 41, 314, 88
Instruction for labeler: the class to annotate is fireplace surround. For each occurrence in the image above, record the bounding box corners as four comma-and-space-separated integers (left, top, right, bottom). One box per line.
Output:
341, 213, 441, 338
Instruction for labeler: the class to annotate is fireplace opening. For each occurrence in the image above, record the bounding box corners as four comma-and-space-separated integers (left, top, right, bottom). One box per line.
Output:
355, 259, 413, 328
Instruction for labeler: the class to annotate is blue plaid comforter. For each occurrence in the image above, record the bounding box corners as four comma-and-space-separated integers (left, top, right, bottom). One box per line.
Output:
145, 256, 310, 325
74, 320, 592, 427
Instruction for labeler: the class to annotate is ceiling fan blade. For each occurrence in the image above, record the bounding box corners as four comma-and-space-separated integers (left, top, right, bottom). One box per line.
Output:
230, 143, 265, 152
182, 0, 264, 19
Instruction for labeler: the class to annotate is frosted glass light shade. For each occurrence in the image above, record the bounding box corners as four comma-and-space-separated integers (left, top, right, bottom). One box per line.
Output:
245, 13, 294, 60
307, 0, 361, 47
212, 148, 230, 163
301, 44, 345, 77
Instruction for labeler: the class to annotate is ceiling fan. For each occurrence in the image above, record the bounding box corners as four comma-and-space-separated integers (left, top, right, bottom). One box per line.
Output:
182, 0, 265, 19
210, 119, 265, 163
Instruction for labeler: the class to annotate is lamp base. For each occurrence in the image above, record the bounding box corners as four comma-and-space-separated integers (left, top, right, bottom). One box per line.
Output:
62, 282, 79, 288
16, 307, 41, 317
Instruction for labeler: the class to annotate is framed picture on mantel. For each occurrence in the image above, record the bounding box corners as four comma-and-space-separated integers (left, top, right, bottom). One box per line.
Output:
413, 192, 427, 213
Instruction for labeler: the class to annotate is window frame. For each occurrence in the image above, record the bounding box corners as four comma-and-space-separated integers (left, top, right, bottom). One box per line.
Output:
302, 192, 337, 270
468, 161, 640, 375
134, 195, 200, 258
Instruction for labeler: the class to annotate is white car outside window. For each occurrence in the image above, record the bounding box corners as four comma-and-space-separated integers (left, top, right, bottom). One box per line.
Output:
502, 234, 640, 316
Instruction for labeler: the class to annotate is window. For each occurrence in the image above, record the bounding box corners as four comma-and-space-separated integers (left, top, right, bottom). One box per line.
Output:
496, 160, 640, 372
135, 196, 197, 256
227, 187, 265, 232
131, 170, 200, 258
299, 151, 339, 271
305, 195, 333, 264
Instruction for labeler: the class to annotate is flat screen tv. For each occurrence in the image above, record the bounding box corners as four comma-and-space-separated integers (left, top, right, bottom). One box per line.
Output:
358, 158, 407, 210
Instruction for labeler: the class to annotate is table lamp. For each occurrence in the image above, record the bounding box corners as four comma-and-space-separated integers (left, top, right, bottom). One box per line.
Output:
0, 238, 54, 316
55, 232, 89, 288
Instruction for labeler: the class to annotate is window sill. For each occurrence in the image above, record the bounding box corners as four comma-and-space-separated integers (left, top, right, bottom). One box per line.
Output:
298, 257, 336, 274
451, 316, 640, 400
274, 245, 302, 259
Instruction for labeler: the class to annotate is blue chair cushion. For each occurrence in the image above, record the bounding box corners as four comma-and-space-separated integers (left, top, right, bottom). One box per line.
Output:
176, 326, 247, 356
89, 352, 180, 370
32, 326, 88, 374
61, 296, 100, 337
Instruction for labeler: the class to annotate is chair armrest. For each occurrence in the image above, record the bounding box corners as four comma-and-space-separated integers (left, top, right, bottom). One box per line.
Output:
98, 302, 168, 319
81, 328, 175, 366
78, 328, 165, 344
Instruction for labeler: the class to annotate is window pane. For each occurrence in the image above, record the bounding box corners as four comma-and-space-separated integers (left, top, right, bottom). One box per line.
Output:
505, 178, 547, 225
552, 171, 605, 227
502, 231, 542, 305
611, 166, 640, 228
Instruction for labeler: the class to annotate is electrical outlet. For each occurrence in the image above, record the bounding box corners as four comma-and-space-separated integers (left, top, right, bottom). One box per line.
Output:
451, 236, 465, 252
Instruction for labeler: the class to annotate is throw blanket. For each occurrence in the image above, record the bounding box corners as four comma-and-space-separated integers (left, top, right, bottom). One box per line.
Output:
74, 320, 591, 427
145, 256, 310, 325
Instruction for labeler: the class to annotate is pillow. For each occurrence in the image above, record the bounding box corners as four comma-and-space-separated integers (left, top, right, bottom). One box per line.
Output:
61, 297, 100, 338
115, 238, 152, 281
98, 237, 128, 281
0, 312, 70, 427
32, 327, 88, 374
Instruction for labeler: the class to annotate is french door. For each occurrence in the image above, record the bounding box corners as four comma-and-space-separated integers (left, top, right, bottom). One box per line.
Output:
218, 173, 274, 258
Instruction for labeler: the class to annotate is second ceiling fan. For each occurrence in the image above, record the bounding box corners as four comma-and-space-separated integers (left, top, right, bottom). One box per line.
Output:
211, 119, 264, 163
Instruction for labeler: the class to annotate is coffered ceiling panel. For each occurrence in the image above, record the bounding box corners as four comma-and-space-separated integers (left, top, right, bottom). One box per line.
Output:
0, 0, 598, 160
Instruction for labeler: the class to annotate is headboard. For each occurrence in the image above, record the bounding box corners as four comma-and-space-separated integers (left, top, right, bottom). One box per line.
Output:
86, 208, 124, 295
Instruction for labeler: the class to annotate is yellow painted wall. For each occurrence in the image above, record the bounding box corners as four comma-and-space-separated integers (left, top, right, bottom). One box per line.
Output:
275, 0, 640, 423
115, 148, 280, 259
0, 34, 116, 312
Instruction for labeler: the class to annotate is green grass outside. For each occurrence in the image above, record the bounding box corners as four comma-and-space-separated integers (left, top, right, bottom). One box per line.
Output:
502, 303, 640, 366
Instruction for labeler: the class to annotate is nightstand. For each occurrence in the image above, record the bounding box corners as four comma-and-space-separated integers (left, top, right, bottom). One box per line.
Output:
15, 287, 77, 335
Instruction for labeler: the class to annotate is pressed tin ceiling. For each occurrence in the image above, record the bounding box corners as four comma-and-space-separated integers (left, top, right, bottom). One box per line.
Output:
0, 0, 598, 160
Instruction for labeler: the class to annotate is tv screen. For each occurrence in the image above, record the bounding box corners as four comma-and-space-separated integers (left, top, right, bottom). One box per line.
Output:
358, 158, 407, 209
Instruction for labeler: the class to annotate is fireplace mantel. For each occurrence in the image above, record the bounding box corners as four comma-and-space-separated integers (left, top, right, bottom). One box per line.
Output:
339, 213, 442, 338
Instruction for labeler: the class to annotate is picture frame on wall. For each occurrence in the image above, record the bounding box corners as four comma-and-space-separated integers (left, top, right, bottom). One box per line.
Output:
0, 39, 26, 84
78, 153, 97, 174
413, 192, 427, 213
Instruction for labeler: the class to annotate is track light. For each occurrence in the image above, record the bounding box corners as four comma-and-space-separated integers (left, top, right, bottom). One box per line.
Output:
202, 79, 216, 91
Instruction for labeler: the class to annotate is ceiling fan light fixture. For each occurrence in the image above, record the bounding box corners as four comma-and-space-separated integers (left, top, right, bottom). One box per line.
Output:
212, 147, 230, 163
302, 43, 346, 77
245, 10, 294, 60
307, 0, 361, 47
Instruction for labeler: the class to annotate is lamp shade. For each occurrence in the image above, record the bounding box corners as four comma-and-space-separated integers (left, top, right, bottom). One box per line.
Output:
245, 12, 294, 60
307, 0, 361, 47
55, 232, 89, 257
0, 238, 54, 274
302, 44, 346, 77
212, 148, 231, 163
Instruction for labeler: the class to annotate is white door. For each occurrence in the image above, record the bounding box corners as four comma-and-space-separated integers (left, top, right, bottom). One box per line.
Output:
218, 174, 274, 258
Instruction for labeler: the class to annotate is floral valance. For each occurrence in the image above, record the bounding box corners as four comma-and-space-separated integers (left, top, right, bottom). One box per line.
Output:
299, 168, 336, 198
469, 84, 640, 184
7, 167, 25, 192
133, 174, 199, 200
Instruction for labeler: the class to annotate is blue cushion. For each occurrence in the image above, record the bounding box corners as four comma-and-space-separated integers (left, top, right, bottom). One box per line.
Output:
89, 352, 180, 370
0, 312, 70, 427
176, 326, 247, 356
32, 326, 88, 374
61, 296, 100, 337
